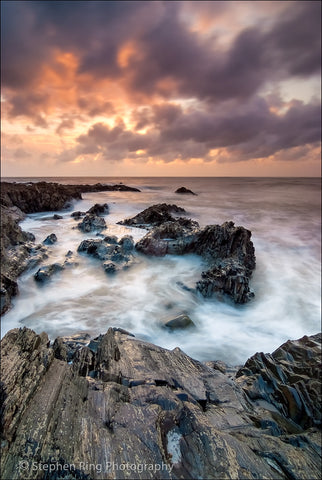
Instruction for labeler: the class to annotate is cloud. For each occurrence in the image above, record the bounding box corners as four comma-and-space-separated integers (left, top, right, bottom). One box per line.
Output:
58, 96, 320, 165
1, 0, 320, 173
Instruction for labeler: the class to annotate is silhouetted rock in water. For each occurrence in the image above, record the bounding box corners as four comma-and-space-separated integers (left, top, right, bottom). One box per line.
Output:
77, 214, 106, 232
136, 218, 255, 303
163, 313, 195, 330
71, 211, 86, 219
43, 214, 63, 220
77, 235, 136, 273
86, 203, 109, 215
118, 203, 186, 228
175, 186, 197, 195
1, 328, 321, 480
34, 263, 65, 283
42, 233, 57, 245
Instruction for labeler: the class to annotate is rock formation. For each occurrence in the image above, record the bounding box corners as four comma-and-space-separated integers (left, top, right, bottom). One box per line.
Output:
77, 214, 107, 232
118, 203, 186, 228
135, 215, 255, 303
0, 182, 139, 313
1, 328, 320, 480
175, 187, 197, 195
77, 235, 136, 273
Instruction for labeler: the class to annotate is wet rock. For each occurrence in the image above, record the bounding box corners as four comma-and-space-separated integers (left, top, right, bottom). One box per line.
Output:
175, 186, 197, 195
34, 263, 65, 283
1, 328, 321, 480
1, 181, 140, 213
136, 218, 255, 303
0, 182, 140, 315
78, 235, 136, 273
163, 314, 195, 330
104, 235, 118, 244
42, 233, 57, 245
86, 203, 109, 215
236, 333, 322, 429
77, 214, 106, 232
103, 262, 117, 274
118, 235, 135, 252
136, 220, 200, 256
71, 210, 86, 219
0, 274, 18, 315
196, 261, 254, 304
118, 203, 186, 228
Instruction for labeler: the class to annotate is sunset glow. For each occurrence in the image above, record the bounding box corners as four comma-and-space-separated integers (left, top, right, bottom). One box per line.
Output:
1, 0, 321, 177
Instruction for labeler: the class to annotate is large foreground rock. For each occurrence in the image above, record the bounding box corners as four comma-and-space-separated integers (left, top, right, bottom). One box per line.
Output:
1, 328, 321, 480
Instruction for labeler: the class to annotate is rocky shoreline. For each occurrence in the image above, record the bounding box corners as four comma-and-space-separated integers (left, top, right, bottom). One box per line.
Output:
1, 182, 256, 314
0, 327, 321, 479
1, 181, 321, 479
0, 181, 139, 314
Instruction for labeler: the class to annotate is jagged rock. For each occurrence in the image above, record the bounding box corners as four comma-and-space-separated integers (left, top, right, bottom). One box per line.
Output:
86, 203, 109, 215
175, 186, 197, 195
34, 263, 65, 282
163, 313, 195, 330
42, 233, 57, 245
196, 260, 254, 303
191, 221, 256, 275
136, 220, 200, 256
118, 203, 186, 228
77, 214, 106, 232
1, 328, 321, 480
136, 218, 255, 303
236, 333, 322, 430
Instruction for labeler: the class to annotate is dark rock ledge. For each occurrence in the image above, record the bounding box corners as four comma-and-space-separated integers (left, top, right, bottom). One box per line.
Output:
0, 328, 321, 480
0, 182, 140, 314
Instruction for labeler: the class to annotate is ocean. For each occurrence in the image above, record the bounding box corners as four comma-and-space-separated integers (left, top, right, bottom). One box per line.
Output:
1, 177, 321, 365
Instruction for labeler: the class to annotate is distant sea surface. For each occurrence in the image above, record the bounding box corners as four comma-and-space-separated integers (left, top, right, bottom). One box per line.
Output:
2, 177, 321, 364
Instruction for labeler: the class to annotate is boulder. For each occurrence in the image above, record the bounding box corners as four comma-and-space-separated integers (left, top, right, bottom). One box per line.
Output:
136, 220, 200, 256
86, 203, 109, 215
71, 211, 86, 219
42, 233, 57, 245
118, 203, 186, 228
78, 236, 136, 273
175, 186, 197, 195
77, 214, 106, 232
1, 328, 321, 480
34, 263, 65, 283
163, 313, 195, 330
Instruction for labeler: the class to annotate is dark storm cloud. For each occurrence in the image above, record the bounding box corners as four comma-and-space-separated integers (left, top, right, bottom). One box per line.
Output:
2, 1, 320, 99
70, 97, 321, 163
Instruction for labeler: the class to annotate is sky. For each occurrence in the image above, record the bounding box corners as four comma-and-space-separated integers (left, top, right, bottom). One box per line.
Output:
1, 1, 321, 177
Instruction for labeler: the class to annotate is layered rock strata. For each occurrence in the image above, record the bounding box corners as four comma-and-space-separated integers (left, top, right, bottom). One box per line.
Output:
1, 328, 321, 480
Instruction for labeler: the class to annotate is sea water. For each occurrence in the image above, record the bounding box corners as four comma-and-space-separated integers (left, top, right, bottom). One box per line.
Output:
1, 177, 321, 364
